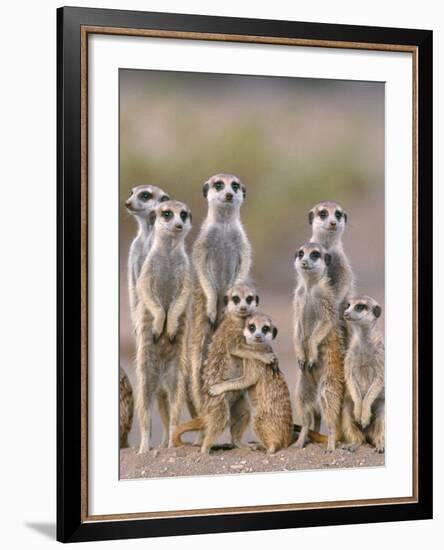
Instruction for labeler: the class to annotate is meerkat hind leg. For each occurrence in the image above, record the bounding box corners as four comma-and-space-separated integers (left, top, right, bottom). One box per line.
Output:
367, 401, 385, 453
230, 396, 251, 450
341, 401, 365, 452
200, 406, 230, 454
157, 391, 170, 448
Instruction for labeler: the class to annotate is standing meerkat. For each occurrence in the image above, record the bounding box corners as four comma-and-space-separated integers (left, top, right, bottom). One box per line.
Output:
119, 366, 134, 448
125, 184, 170, 324
172, 284, 276, 453
190, 173, 252, 412
293, 242, 344, 452
208, 313, 293, 454
135, 200, 192, 453
308, 201, 354, 313
341, 296, 385, 453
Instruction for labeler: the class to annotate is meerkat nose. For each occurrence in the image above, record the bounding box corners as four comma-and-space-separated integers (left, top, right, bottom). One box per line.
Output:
175, 223, 183, 230
330, 221, 337, 227
125, 200, 131, 207
225, 193, 233, 201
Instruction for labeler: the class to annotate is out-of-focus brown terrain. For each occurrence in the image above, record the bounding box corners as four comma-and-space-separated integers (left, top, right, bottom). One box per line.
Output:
119, 70, 385, 460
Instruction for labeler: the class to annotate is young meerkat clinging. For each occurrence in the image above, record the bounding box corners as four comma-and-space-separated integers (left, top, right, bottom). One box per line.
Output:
342, 296, 385, 453
125, 184, 170, 324
173, 284, 276, 454
293, 242, 344, 452
135, 200, 192, 453
209, 313, 293, 454
190, 174, 252, 412
308, 201, 354, 313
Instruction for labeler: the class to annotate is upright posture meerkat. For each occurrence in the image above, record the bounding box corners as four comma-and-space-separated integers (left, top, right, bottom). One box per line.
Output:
190, 173, 252, 412
173, 284, 276, 453
308, 201, 353, 313
341, 296, 385, 452
135, 200, 192, 453
125, 184, 170, 324
119, 366, 134, 448
209, 313, 293, 454
293, 242, 344, 452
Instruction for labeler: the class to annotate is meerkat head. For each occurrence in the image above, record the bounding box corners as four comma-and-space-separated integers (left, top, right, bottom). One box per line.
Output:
243, 313, 278, 345
344, 296, 382, 326
223, 283, 259, 318
150, 200, 192, 238
308, 201, 347, 242
294, 242, 331, 279
202, 174, 246, 210
125, 185, 170, 221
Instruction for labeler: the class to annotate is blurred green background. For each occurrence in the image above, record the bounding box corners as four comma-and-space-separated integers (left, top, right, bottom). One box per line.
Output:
119, 69, 385, 448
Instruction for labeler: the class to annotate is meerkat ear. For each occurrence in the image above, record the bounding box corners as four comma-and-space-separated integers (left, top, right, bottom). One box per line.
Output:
255, 295, 259, 305
149, 210, 157, 225
324, 253, 332, 266
188, 211, 192, 223
343, 211, 348, 223
241, 185, 246, 199
223, 295, 229, 305
373, 305, 382, 318
272, 326, 278, 339
308, 210, 314, 225
202, 182, 210, 198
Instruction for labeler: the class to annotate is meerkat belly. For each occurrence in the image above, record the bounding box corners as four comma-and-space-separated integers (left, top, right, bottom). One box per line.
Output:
224, 356, 245, 405
152, 255, 185, 310
206, 227, 242, 293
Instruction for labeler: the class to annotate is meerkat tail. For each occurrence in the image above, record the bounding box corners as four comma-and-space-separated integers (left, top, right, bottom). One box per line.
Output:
292, 424, 328, 444
172, 417, 206, 447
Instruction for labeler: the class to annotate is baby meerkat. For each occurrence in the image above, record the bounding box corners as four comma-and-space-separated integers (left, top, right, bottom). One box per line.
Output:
190, 173, 252, 412
135, 200, 192, 453
293, 242, 344, 452
119, 366, 134, 448
125, 184, 170, 324
309, 201, 354, 313
209, 313, 293, 454
172, 284, 276, 453
342, 296, 385, 453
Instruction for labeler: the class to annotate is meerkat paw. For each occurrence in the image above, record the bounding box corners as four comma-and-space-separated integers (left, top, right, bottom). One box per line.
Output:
264, 352, 278, 365
208, 384, 223, 396
137, 442, 151, 455
360, 411, 372, 429
297, 359, 306, 372
342, 443, 360, 453
168, 333, 177, 345
374, 445, 385, 454
292, 436, 306, 449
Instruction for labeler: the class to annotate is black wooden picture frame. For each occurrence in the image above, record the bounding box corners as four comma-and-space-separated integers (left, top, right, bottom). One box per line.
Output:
57, 6, 433, 543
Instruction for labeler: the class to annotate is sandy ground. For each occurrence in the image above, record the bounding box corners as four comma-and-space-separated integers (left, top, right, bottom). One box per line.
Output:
120, 443, 384, 479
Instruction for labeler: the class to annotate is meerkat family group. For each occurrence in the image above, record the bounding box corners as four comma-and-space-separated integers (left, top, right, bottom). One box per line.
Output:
120, 174, 385, 458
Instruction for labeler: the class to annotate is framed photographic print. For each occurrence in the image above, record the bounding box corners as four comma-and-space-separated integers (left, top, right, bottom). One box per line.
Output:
57, 6, 433, 543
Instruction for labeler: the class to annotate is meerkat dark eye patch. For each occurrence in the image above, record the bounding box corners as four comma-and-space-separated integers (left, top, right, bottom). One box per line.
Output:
160, 195, 169, 202
161, 210, 173, 220
319, 209, 328, 219
308, 210, 314, 225
373, 305, 382, 318
310, 251, 321, 261
262, 325, 270, 334
246, 296, 254, 304
180, 211, 188, 222
255, 295, 259, 305
335, 210, 343, 221
248, 323, 256, 333
355, 303, 367, 312
223, 295, 229, 305
231, 181, 240, 192
232, 296, 240, 304
297, 250, 304, 259
214, 181, 225, 191
272, 326, 278, 339
139, 191, 153, 201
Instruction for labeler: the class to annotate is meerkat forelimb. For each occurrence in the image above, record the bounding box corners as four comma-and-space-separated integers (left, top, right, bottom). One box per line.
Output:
135, 200, 192, 453
190, 173, 252, 412
119, 366, 134, 448
173, 284, 276, 453
125, 184, 170, 325
292, 242, 344, 452
209, 314, 293, 454
341, 296, 385, 452
308, 201, 354, 313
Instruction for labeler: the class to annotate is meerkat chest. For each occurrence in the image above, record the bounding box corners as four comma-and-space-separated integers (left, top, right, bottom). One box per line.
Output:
351, 344, 378, 392
205, 225, 243, 290
297, 292, 321, 338
129, 237, 145, 280
151, 251, 187, 308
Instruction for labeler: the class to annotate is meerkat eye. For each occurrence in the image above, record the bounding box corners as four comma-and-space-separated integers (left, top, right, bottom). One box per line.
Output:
355, 303, 367, 312
180, 211, 188, 222
310, 251, 321, 261
298, 250, 304, 259
335, 210, 343, 221
160, 195, 169, 202
139, 191, 153, 201
319, 209, 328, 219
214, 181, 225, 191
231, 181, 240, 192
262, 325, 270, 334
161, 210, 173, 220
232, 296, 240, 304
248, 323, 256, 333
246, 296, 254, 304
